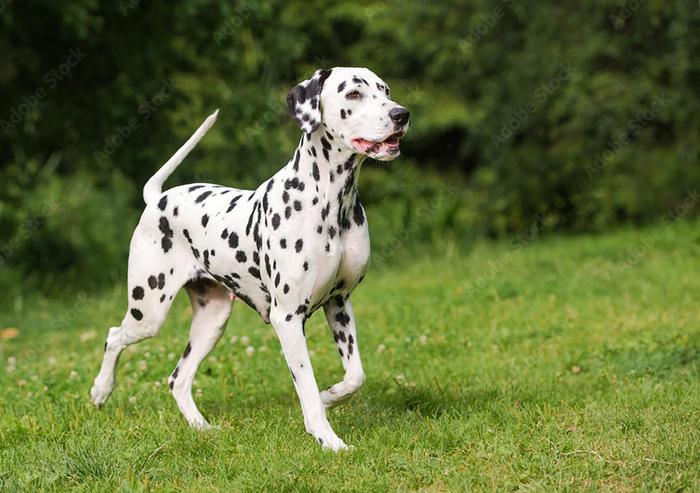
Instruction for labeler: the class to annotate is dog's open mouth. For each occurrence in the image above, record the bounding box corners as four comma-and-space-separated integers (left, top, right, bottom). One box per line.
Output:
351, 131, 404, 156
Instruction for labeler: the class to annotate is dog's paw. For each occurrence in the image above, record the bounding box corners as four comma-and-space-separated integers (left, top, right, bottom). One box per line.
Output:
188, 416, 213, 431
90, 382, 112, 407
320, 389, 352, 408
316, 434, 350, 452
307, 423, 349, 452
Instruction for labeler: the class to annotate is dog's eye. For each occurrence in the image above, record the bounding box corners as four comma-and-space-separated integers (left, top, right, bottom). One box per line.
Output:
346, 90, 362, 100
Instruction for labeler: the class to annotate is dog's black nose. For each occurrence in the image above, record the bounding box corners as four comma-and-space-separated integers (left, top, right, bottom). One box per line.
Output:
389, 107, 410, 126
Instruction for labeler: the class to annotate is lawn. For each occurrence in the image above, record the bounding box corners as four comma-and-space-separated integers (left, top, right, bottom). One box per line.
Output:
1, 218, 699, 491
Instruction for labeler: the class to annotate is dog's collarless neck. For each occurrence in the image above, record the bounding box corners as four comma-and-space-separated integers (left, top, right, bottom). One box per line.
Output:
287, 131, 365, 231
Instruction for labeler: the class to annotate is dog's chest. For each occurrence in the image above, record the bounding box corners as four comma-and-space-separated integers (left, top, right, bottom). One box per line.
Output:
308, 207, 370, 297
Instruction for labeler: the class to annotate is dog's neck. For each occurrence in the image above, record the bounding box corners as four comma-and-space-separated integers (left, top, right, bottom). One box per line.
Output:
286, 128, 366, 228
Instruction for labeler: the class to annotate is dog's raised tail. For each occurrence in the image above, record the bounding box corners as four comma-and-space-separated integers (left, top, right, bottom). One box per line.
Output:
142, 109, 219, 205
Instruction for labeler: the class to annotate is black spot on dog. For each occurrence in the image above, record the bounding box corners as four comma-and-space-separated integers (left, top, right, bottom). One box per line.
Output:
280, 238, 287, 249
329, 226, 336, 239
173, 206, 179, 216
183, 342, 192, 358
192, 247, 200, 258
272, 214, 281, 229
344, 156, 355, 171
221, 228, 228, 239
337, 81, 346, 93
248, 267, 261, 279
203, 250, 210, 269
132, 286, 145, 300
236, 250, 247, 263
160, 236, 173, 253
157, 196, 168, 211
303, 261, 309, 271
265, 254, 272, 278
285, 314, 293, 322
130, 308, 143, 321
340, 109, 346, 119
295, 239, 303, 253
148, 276, 158, 289
160, 294, 166, 303
353, 195, 365, 225
157, 273, 165, 289
183, 229, 193, 244
159, 217, 174, 253
201, 214, 209, 227
294, 200, 302, 211
228, 232, 239, 249
335, 311, 350, 327
312, 162, 320, 181
283, 284, 290, 294
189, 185, 205, 192
226, 195, 241, 212
283, 191, 290, 203
195, 191, 212, 203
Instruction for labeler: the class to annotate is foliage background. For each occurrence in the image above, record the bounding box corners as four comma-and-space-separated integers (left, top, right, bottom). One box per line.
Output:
1, 0, 699, 296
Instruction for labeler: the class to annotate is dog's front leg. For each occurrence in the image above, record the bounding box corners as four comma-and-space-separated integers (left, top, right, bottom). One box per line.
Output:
271, 310, 349, 451
321, 298, 365, 407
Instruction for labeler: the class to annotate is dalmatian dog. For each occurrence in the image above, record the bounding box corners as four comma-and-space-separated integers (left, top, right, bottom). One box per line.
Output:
90, 67, 410, 451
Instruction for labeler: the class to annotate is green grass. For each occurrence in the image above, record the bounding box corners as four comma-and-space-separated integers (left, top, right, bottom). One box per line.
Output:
1, 219, 699, 491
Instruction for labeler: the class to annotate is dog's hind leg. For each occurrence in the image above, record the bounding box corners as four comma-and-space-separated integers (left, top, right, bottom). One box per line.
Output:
169, 279, 232, 429
91, 227, 189, 407
320, 298, 365, 408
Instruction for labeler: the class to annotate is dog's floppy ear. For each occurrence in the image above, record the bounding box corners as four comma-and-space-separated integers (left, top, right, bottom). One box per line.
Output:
286, 68, 332, 134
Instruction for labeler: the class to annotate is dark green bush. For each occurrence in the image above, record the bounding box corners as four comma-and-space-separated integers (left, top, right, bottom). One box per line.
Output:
1, 0, 699, 295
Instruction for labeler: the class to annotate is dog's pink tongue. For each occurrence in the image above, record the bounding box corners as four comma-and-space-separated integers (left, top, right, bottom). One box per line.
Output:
352, 138, 375, 153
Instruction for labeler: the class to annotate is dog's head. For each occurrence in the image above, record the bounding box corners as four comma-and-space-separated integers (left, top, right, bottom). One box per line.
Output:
287, 67, 410, 161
